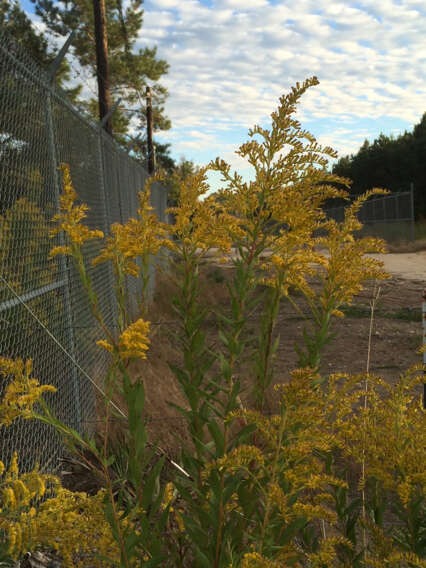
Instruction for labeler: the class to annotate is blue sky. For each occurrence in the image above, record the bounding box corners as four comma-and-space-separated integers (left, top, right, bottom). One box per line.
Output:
26, 0, 426, 190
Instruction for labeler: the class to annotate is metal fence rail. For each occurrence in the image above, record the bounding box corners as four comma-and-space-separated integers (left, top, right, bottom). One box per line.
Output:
321, 188, 415, 243
0, 29, 167, 473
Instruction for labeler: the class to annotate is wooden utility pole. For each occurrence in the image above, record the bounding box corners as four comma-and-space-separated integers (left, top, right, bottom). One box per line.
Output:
146, 86, 155, 174
93, 0, 112, 135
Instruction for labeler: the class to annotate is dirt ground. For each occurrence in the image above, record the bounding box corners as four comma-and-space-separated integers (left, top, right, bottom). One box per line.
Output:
124, 248, 425, 456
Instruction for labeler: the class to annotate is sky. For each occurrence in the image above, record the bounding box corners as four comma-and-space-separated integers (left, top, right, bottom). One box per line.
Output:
24, 0, 426, 191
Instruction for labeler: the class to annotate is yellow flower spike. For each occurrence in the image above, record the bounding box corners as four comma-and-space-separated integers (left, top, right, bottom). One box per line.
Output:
0, 358, 56, 426
175, 511, 185, 533
9, 452, 18, 478
93, 183, 166, 277
165, 168, 236, 256
119, 318, 151, 359
96, 339, 114, 354
7, 525, 17, 555
162, 482, 175, 510
98, 319, 150, 360
3, 486, 16, 508
49, 164, 104, 256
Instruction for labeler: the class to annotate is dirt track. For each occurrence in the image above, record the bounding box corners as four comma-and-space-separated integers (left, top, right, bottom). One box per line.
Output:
207, 247, 426, 282
364, 250, 425, 281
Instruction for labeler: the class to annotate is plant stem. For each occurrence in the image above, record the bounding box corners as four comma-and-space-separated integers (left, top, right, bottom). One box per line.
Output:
362, 281, 381, 559
254, 278, 282, 410
259, 405, 286, 555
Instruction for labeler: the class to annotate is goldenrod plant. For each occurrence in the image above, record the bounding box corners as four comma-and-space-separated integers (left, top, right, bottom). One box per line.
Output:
0, 78, 424, 567
48, 165, 171, 566
0, 358, 120, 566
165, 77, 395, 566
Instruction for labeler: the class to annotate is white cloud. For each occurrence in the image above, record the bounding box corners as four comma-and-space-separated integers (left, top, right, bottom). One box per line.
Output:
28, 0, 426, 186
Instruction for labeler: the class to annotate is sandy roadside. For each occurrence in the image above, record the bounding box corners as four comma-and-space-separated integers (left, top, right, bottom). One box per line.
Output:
206, 247, 426, 282
363, 250, 426, 281
315, 248, 426, 281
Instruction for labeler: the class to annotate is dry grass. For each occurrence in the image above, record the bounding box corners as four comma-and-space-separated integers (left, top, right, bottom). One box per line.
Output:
385, 219, 426, 252
385, 237, 426, 253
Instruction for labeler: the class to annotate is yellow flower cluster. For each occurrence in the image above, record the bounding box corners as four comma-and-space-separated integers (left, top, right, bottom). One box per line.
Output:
0, 357, 56, 426
166, 168, 240, 255
49, 164, 103, 257
310, 189, 391, 309
93, 184, 166, 276
0, 452, 119, 567
97, 317, 150, 360
306, 536, 353, 567
341, 363, 426, 505
24, 487, 119, 567
241, 545, 303, 568
365, 522, 426, 568
161, 482, 185, 532
203, 444, 264, 477
224, 364, 421, 565
240, 551, 284, 568
0, 452, 58, 555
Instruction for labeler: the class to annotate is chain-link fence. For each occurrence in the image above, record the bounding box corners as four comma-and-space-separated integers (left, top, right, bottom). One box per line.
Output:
321, 188, 415, 243
0, 29, 168, 473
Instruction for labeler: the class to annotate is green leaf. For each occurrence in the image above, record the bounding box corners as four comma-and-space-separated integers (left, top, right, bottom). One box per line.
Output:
132, 420, 147, 460
279, 516, 308, 545
271, 333, 281, 356
142, 457, 164, 511
132, 380, 145, 417
344, 497, 362, 518
168, 363, 190, 386
193, 547, 211, 568
105, 454, 116, 467
207, 420, 225, 457
218, 352, 232, 381
229, 423, 257, 449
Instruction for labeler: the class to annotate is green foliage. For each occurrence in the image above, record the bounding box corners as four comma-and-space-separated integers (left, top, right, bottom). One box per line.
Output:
0, 0, 80, 98
32, 0, 171, 145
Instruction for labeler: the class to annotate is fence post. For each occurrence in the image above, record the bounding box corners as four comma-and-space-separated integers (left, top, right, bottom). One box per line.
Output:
46, 35, 82, 431
410, 182, 415, 241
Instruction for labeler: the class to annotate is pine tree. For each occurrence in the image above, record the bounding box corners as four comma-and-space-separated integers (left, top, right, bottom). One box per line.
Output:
32, 0, 171, 150
0, 0, 80, 97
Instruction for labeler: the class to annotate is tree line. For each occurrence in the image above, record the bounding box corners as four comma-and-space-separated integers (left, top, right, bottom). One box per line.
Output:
331, 114, 426, 221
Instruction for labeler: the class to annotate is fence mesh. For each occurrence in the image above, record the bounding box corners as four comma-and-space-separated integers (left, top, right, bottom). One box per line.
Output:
0, 29, 167, 473
321, 189, 415, 243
